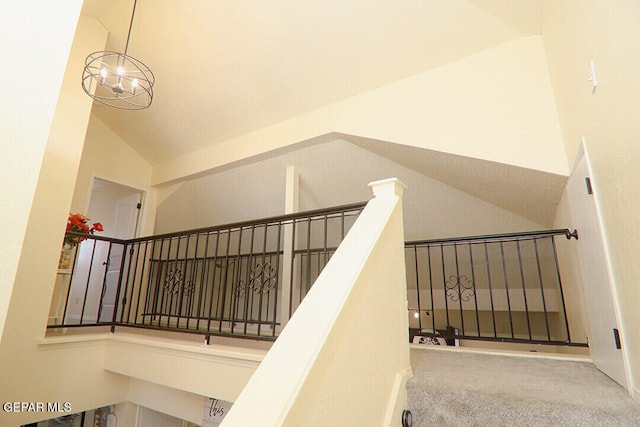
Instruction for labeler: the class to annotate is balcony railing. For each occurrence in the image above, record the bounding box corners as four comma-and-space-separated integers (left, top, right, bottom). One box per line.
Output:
48, 203, 366, 341
49, 210, 586, 347
405, 229, 587, 346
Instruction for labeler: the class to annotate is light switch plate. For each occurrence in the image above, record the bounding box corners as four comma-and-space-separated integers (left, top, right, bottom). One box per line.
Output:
588, 61, 598, 93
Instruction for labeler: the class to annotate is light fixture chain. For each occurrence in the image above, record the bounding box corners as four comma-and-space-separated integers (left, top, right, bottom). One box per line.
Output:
124, 0, 138, 56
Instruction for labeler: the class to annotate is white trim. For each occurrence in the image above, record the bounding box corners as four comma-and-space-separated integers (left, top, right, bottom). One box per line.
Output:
86, 174, 148, 238
409, 343, 592, 363
39, 332, 266, 363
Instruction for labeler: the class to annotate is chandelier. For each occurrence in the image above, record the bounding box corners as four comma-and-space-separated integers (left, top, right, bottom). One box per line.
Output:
81, 0, 155, 110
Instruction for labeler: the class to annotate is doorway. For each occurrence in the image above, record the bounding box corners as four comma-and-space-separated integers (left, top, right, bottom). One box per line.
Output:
567, 142, 628, 389
65, 178, 144, 324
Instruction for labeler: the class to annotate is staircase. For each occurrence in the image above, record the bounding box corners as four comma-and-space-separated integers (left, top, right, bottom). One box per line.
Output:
407, 347, 640, 426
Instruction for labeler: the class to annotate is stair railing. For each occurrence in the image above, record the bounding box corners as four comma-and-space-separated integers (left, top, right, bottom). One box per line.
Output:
405, 229, 587, 346
48, 202, 366, 341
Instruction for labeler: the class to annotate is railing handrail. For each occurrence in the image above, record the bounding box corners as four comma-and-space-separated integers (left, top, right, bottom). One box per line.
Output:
405, 228, 577, 247
63, 201, 368, 245
64, 231, 128, 245
135, 201, 366, 243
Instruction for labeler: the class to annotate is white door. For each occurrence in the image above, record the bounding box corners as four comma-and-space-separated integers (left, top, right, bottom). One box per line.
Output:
567, 144, 628, 388
99, 192, 142, 322
66, 179, 142, 324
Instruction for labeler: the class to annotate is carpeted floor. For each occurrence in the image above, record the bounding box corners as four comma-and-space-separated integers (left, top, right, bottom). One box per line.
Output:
407, 347, 640, 426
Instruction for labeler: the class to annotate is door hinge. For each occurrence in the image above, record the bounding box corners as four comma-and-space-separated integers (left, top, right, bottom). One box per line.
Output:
136, 203, 142, 209
613, 328, 622, 349
585, 177, 593, 195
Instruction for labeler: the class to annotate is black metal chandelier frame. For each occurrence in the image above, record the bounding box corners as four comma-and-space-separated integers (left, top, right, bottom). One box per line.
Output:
81, 0, 155, 110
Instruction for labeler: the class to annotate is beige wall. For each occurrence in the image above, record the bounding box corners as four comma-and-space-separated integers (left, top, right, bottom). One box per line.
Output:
0, 10, 135, 426
74, 113, 156, 236
0, 1, 83, 344
542, 0, 640, 396
152, 36, 566, 185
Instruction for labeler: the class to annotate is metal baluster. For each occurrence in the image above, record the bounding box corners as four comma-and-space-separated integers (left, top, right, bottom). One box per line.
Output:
242, 225, 256, 336
468, 242, 481, 337
412, 245, 422, 331
453, 242, 465, 335
95, 241, 113, 323
426, 245, 435, 334
533, 237, 551, 342
499, 241, 515, 339
484, 240, 497, 338
271, 222, 283, 338
516, 239, 532, 341
132, 240, 150, 325
440, 244, 449, 329
552, 235, 572, 343
195, 231, 211, 332
206, 230, 221, 334
79, 239, 99, 325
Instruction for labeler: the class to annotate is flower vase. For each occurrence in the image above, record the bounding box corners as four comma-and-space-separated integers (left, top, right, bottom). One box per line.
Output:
58, 243, 73, 270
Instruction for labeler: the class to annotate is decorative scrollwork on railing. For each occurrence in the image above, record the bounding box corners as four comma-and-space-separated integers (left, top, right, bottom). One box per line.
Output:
233, 262, 278, 297
164, 267, 195, 296
445, 274, 475, 302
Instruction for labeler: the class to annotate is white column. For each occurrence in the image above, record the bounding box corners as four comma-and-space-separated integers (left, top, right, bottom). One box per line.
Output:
280, 166, 300, 329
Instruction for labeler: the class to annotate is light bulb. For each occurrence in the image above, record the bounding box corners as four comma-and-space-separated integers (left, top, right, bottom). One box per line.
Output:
131, 78, 138, 95
413, 312, 420, 318
100, 68, 108, 84
117, 66, 124, 76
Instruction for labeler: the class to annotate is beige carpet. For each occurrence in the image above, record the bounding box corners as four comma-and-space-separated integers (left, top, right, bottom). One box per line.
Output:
407, 347, 640, 426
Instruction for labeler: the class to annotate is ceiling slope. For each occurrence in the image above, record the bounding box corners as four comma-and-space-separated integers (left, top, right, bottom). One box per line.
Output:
79, 0, 540, 165
346, 135, 565, 227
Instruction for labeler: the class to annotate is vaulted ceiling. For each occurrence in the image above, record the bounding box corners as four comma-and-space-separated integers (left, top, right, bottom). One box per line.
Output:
80, 1, 562, 227
81, 0, 542, 165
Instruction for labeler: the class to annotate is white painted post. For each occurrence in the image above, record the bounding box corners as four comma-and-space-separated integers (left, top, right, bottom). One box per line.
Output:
368, 177, 407, 199
280, 166, 299, 329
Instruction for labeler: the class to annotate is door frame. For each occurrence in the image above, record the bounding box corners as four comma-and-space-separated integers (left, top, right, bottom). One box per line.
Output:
83, 175, 147, 238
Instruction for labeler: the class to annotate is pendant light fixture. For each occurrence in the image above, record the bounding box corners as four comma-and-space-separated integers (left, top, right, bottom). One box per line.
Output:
82, 0, 155, 110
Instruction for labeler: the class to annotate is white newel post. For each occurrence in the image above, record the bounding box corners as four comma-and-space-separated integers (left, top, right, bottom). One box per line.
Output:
368, 177, 407, 199
280, 166, 299, 329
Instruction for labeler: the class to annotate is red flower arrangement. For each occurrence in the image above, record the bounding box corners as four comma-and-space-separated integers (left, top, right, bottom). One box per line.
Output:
65, 213, 104, 245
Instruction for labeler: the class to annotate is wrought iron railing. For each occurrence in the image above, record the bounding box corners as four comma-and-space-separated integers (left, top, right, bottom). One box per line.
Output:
48, 203, 366, 341
49, 215, 586, 347
405, 229, 586, 346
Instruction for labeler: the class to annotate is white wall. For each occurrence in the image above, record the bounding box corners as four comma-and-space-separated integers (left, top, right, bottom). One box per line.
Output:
542, 0, 640, 397
154, 139, 544, 239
